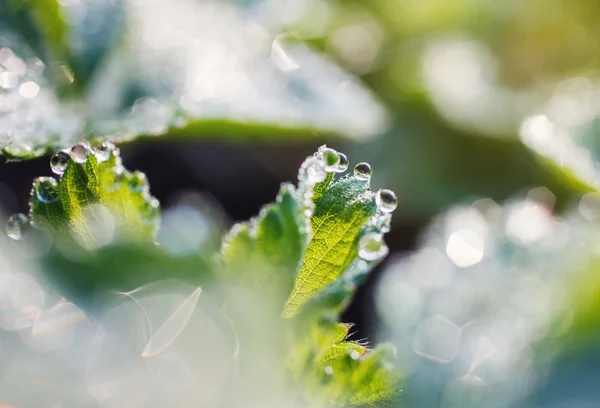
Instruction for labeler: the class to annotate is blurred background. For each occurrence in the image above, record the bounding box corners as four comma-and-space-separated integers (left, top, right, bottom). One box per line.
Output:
3, 0, 600, 406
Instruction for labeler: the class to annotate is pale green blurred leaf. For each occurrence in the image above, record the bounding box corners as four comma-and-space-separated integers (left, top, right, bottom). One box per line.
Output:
0, 0, 388, 159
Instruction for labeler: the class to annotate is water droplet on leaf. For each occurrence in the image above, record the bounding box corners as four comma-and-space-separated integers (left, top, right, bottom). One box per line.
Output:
324, 366, 334, 375
334, 152, 349, 173
354, 162, 373, 181
50, 151, 70, 175
35, 177, 58, 203
320, 147, 340, 172
376, 189, 398, 213
358, 232, 388, 261
93, 141, 115, 162
142, 195, 160, 223
6, 213, 30, 240
70, 143, 90, 164
128, 171, 147, 193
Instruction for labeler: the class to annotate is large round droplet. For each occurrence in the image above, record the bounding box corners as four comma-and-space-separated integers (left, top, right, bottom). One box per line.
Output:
93, 141, 115, 162
334, 153, 349, 173
354, 162, 373, 181
358, 232, 388, 261
376, 189, 398, 213
321, 148, 340, 172
70, 143, 90, 164
50, 151, 70, 175
6, 213, 30, 240
128, 171, 147, 193
307, 161, 326, 183
35, 177, 58, 203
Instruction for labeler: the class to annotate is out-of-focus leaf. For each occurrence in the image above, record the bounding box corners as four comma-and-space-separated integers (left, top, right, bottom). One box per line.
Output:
1, 0, 68, 69
221, 183, 307, 306
39, 243, 216, 312
290, 316, 401, 407
0, 0, 388, 159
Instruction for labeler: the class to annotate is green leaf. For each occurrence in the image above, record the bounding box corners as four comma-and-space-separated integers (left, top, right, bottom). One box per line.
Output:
38, 241, 217, 314
220, 183, 308, 306
289, 316, 402, 407
218, 146, 400, 406
221, 146, 390, 317
29, 143, 159, 248
3, 145, 400, 406
282, 176, 381, 317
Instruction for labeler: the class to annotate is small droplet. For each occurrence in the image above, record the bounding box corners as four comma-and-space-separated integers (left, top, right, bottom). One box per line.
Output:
6, 213, 30, 240
93, 141, 115, 162
142, 195, 160, 223
307, 162, 326, 183
376, 189, 398, 213
34, 178, 58, 203
50, 151, 70, 175
70, 143, 90, 164
349, 349, 361, 360
321, 148, 340, 172
376, 213, 392, 233
334, 153, 349, 173
354, 162, 373, 181
128, 171, 147, 193
324, 366, 334, 375
358, 232, 388, 261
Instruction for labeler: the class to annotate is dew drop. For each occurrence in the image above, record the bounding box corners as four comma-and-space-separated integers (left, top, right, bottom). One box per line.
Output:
354, 162, 373, 181
70, 143, 90, 164
349, 349, 361, 360
358, 232, 388, 261
35, 177, 58, 203
50, 151, 70, 175
324, 366, 334, 375
334, 152, 349, 173
307, 161, 326, 183
321, 148, 340, 172
128, 171, 148, 193
376, 189, 398, 213
376, 213, 392, 233
6, 213, 30, 240
142, 195, 160, 223
93, 141, 115, 162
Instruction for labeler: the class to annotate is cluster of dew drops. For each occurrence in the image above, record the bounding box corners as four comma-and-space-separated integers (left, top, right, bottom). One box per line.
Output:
310, 146, 398, 263
5, 141, 160, 241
